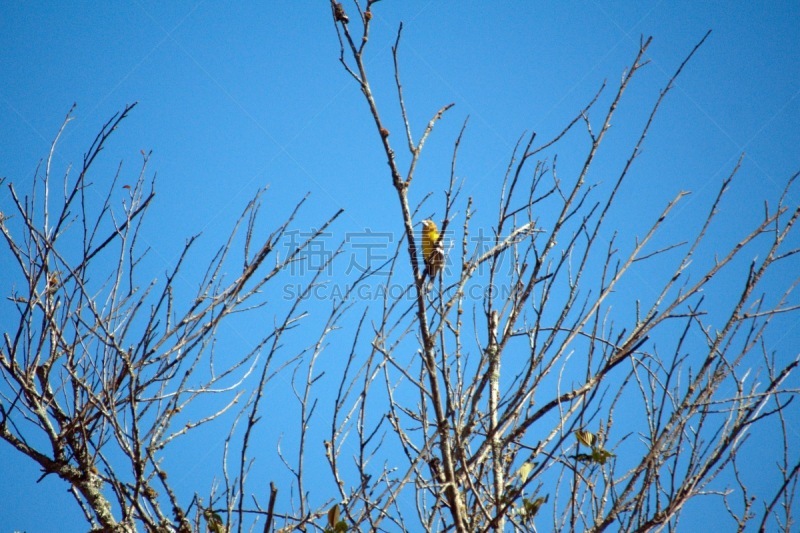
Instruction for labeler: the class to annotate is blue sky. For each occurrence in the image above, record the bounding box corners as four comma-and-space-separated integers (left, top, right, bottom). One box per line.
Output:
1, 2, 799, 531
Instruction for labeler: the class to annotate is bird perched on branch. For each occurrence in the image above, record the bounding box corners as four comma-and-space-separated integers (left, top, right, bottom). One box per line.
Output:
421, 219, 445, 282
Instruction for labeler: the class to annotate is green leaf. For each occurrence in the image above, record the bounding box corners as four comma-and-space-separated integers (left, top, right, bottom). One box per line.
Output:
328, 504, 340, 527
574, 429, 596, 447
575, 446, 615, 465
517, 461, 535, 483
203, 508, 226, 533
592, 447, 615, 465
519, 494, 549, 521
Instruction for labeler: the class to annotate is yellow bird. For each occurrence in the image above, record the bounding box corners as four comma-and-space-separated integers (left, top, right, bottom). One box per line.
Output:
421, 219, 445, 280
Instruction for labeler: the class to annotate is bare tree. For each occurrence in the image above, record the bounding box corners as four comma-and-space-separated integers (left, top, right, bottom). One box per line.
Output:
0, 103, 343, 532
1, 3, 798, 533
321, 2, 800, 532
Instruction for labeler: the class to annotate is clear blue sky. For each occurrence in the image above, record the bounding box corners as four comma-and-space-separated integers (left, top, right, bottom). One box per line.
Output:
1, 2, 798, 531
